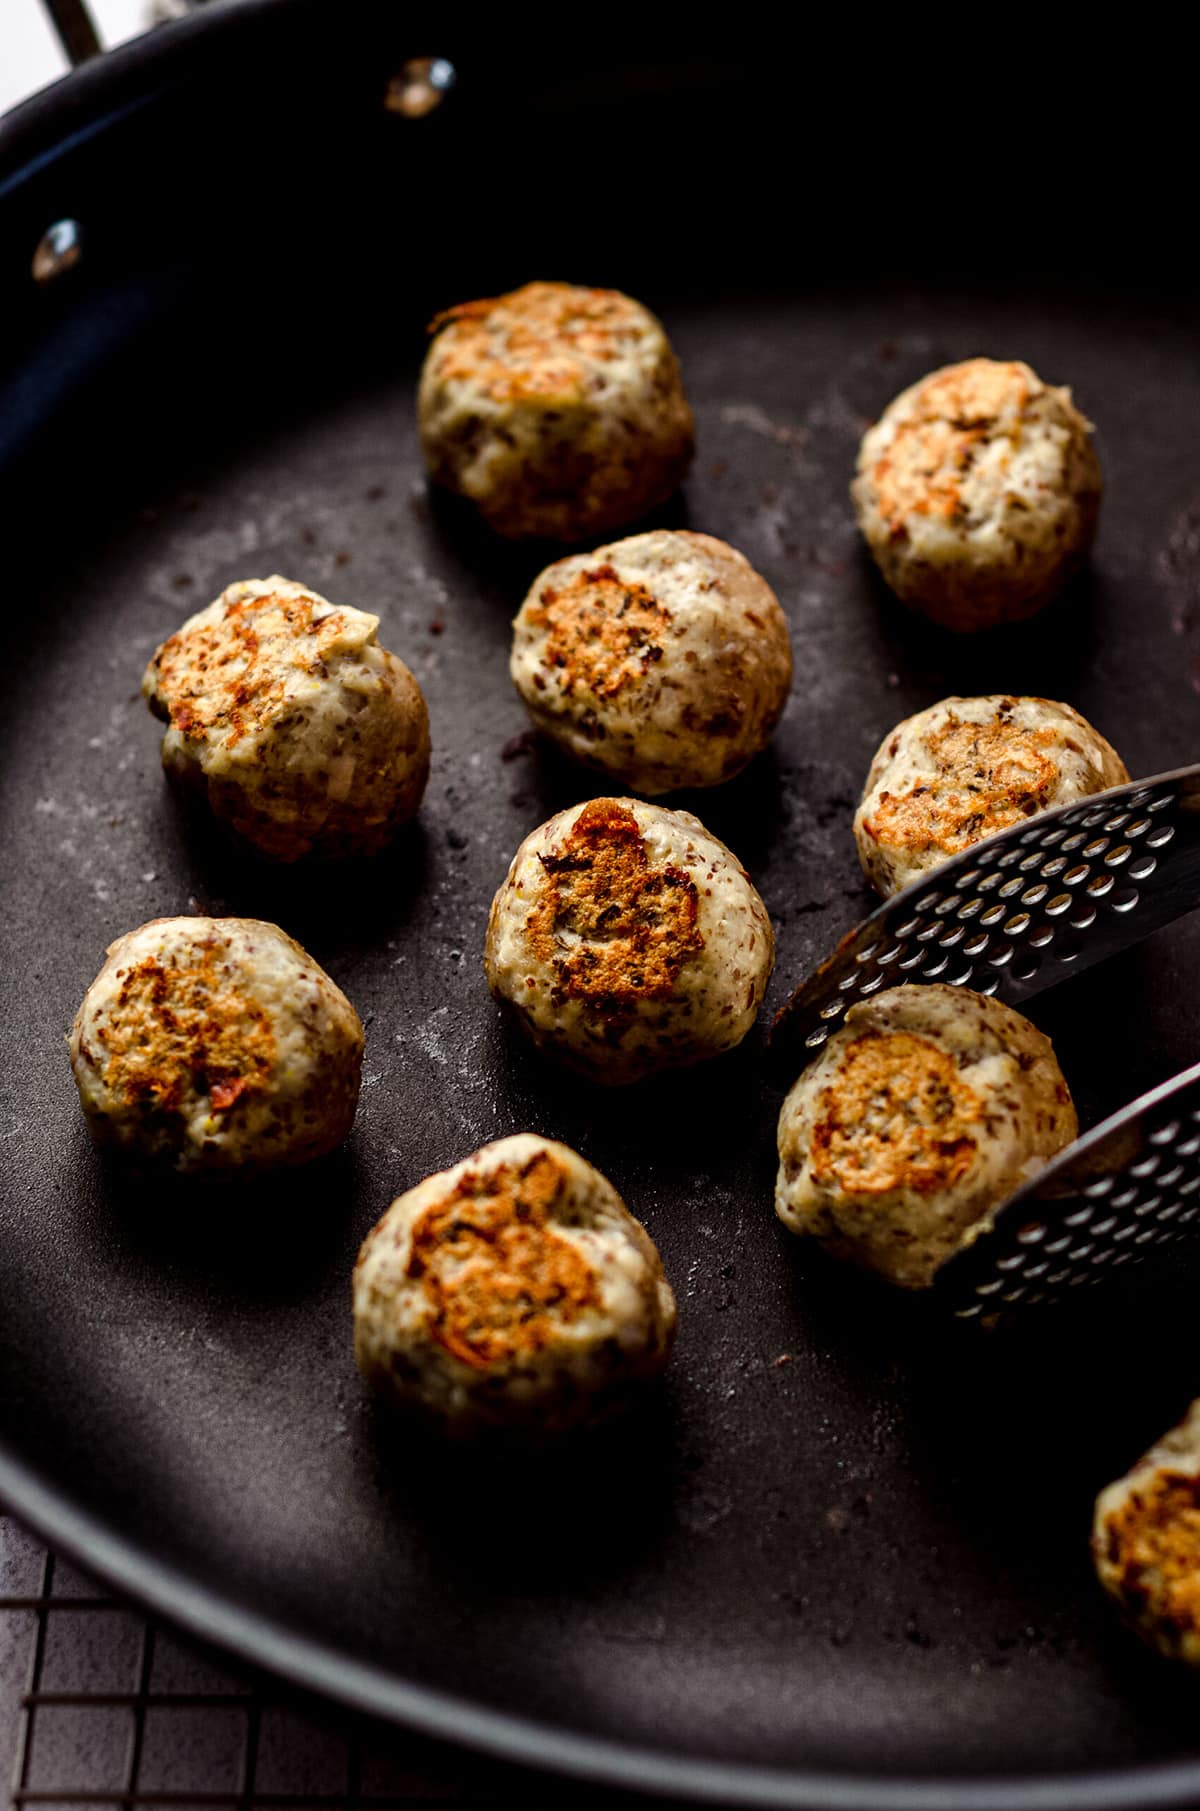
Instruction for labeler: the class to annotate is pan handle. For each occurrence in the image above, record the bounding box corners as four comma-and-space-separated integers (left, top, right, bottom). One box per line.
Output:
39, 0, 103, 64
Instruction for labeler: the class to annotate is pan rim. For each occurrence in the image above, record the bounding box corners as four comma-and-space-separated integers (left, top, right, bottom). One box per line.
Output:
3, 7, 1200, 1806
5, 1444, 1200, 1811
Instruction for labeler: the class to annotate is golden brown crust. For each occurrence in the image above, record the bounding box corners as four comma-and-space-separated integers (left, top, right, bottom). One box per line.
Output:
869, 361, 1033, 535
854, 695, 1131, 897
1099, 1472, 1200, 1649
149, 589, 348, 749
852, 358, 1103, 632
143, 578, 431, 862
427, 283, 657, 404
524, 564, 670, 700
85, 943, 276, 1118
525, 798, 703, 1011
407, 1148, 600, 1370
510, 529, 793, 793
775, 983, 1078, 1288
68, 916, 363, 1172
810, 1031, 982, 1196
419, 282, 694, 542
865, 711, 1060, 857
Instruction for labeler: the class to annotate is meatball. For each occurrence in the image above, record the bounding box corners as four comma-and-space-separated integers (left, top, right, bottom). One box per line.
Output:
484, 797, 773, 1085
417, 281, 694, 541
68, 917, 363, 1172
510, 529, 793, 793
852, 358, 1102, 632
854, 694, 1129, 897
1093, 1399, 1200, 1666
142, 575, 430, 861
775, 984, 1077, 1288
353, 1133, 677, 1432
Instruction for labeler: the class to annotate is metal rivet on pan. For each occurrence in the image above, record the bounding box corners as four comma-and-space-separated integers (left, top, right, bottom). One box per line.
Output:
385, 55, 457, 117
32, 218, 82, 283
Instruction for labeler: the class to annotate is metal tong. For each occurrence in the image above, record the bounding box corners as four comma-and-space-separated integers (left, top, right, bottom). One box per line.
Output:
772, 764, 1200, 1320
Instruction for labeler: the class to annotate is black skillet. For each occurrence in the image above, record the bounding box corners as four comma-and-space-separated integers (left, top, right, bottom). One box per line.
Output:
3, 5, 1200, 1804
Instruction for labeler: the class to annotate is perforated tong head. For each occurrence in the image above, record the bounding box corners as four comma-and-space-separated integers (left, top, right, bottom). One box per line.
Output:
771, 763, 1200, 1321
773, 763, 1200, 1063
935, 1057, 1200, 1321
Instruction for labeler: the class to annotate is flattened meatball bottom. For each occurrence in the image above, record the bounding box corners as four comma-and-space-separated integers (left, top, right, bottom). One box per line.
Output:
353, 1133, 676, 1432
418, 281, 694, 542
142, 575, 430, 861
68, 916, 364, 1172
775, 984, 1077, 1288
484, 797, 774, 1084
854, 694, 1129, 896
852, 358, 1102, 632
510, 529, 793, 793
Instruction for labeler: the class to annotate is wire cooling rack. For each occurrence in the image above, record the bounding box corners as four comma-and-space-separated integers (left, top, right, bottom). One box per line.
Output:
0, 1514, 544, 1810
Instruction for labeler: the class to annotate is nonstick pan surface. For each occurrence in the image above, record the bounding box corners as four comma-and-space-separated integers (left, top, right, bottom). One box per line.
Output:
3, 8, 1200, 1805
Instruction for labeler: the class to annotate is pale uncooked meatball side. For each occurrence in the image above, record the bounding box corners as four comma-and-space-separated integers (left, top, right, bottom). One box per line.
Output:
143, 576, 431, 861
353, 1133, 677, 1432
852, 358, 1102, 632
775, 984, 1077, 1288
854, 694, 1130, 896
418, 281, 694, 541
68, 916, 364, 1171
510, 529, 793, 793
1093, 1399, 1200, 1666
485, 797, 774, 1085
